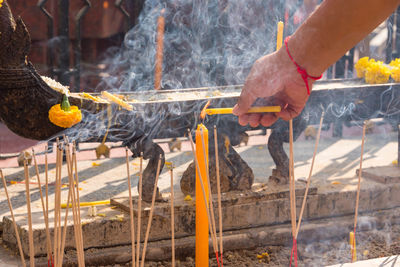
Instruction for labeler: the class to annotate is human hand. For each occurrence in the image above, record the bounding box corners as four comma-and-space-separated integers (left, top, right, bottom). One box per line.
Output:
232, 48, 316, 127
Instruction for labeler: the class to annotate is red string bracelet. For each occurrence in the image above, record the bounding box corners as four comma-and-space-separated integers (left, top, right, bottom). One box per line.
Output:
284, 36, 322, 95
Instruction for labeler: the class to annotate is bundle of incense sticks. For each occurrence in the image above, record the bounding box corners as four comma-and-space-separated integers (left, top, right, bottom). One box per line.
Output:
188, 128, 222, 267
214, 126, 224, 266
49, 140, 85, 267
200, 127, 222, 266
32, 148, 52, 264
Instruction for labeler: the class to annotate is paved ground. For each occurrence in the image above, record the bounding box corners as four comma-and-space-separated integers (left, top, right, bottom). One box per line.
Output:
0, 122, 398, 265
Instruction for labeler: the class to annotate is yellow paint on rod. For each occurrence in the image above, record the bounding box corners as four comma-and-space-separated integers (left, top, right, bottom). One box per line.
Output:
276, 21, 284, 50
195, 124, 209, 267
205, 106, 281, 115
61, 199, 110, 209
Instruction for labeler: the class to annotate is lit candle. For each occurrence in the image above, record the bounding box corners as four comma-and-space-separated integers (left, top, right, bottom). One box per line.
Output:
196, 124, 209, 267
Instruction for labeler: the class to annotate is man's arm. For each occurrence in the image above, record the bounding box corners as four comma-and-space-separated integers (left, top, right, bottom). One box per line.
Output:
291, 0, 400, 77
233, 0, 400, 127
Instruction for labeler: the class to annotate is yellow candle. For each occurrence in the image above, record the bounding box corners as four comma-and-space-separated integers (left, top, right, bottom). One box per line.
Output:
205, 106, 281, 116
349, 231, 357, 262
276, 21, 284, 50
195, 124, 209, 267
61, 199, 110, 209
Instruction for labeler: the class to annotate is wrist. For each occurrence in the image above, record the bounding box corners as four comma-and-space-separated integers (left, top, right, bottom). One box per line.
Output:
281, 36, 323, 95
286, 34, 325, 78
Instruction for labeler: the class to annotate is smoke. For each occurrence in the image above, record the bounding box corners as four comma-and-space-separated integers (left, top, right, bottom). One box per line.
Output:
97, 0, 284, 92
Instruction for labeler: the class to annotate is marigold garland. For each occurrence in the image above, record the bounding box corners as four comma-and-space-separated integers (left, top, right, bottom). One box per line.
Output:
364, 61, 390, 84
49, 95, 82, 128
354, 57, 370, 78
391, 66, 400, 82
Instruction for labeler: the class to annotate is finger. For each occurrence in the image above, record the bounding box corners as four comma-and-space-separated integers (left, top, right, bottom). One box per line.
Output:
277, 107, 299, 121
248, 113, 261, 128
260, 113, 279, 127
238, 114, 250, 126
233, 87, 257, 116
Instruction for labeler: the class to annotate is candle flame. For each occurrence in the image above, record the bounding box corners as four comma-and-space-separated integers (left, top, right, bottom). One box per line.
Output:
200, 100, 211, 120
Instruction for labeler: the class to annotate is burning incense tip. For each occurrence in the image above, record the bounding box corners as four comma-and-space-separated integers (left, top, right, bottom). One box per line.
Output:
200, 100, 211, 120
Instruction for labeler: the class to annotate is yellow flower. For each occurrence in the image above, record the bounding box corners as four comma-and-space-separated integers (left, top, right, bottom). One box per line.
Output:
354, 57, 370, 78
389, 58, 400, 68
0, 0, 3, 8
184, 195, 192, 201
391, 66, 400, 82
364, 61, 390, 84
48, 95, 82, 128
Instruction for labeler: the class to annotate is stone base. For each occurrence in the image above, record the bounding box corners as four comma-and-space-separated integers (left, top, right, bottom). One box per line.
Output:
358, 166, 400, 184
5, 176, 400, 258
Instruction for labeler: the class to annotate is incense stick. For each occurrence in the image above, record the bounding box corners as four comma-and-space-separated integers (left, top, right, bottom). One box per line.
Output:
140, 156, 162, 267
53, 142, 60, 266
154, 8, 165, 90
1, 170, 26, 267
59, 179, 72, 267
126, 148, 136, 267
32, 148, 52, 263
60, 143, 75, 267
351, 122, 367, 262
72, 146, 85, 266
289, 119, 296, 236
288, 119, 298, 267
66, 144, 83, 267
295, 113, 324, 238
57, 145, 65, 267
214, 126, 224, 264
354, 122, 366, 231
24, 160, 35, 267
73, 144, 85, 266
136, 153, 143, 267
170, 168, 175, 267
44, 146, 52, 266
200, 128, 220, 264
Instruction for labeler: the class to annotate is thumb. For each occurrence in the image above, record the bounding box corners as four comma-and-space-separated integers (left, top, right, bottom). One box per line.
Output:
233, 87, 257, 116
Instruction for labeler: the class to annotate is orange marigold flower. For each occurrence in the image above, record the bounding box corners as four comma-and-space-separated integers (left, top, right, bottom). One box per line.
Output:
49, 95, 82, 128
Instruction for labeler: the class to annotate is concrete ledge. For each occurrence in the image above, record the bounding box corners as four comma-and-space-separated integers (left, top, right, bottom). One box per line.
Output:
3, 176, 400, 257
327, 255, 400, 267
28, 207, 400, 266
